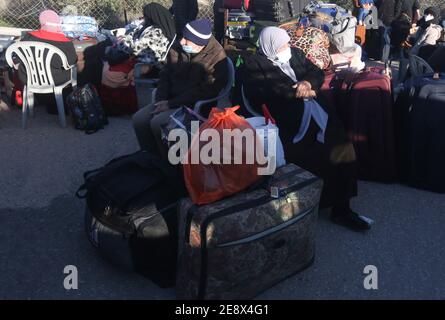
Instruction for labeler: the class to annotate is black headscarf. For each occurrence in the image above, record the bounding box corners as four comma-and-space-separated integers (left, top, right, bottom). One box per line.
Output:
141, 3, 177, 41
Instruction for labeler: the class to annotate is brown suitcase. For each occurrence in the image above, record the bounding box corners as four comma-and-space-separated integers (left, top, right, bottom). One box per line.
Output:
176, 163, 323, 300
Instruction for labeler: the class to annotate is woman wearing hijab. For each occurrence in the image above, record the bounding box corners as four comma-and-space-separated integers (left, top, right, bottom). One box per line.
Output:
241, 27, 372, 232
13, 10, 77, 112
101, 3, 177, 115
118, 3, 177, 67
410, 7, 443, 59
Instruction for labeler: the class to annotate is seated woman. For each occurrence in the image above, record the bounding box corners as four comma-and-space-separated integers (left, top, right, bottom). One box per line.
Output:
241, 27, 371, 232
410, 7, 443, 59
119, 2, 177, 68
13, 10, 77, 112
100, 3, 177, 115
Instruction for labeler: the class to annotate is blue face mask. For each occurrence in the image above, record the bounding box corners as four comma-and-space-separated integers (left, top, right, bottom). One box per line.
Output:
182, 44, 198, 54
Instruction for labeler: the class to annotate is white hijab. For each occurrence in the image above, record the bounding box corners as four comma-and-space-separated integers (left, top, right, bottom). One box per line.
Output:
259, 27, 298, 83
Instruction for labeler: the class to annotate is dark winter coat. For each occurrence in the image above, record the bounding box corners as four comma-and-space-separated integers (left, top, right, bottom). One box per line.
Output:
241, 48, 358, 208
156, 36, 228, 108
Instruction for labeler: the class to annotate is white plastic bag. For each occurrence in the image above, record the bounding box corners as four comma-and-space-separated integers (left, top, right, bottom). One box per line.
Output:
246, 117, 286, 170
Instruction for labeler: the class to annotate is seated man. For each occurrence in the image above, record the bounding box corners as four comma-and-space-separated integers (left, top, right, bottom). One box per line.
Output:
132, 19, 228, 156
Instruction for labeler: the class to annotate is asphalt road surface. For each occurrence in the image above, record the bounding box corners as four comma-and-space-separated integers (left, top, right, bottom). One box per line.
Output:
0, 104, 444, 300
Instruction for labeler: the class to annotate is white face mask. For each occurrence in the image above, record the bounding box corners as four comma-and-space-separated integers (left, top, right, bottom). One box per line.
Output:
275, 48, 292, 64
425, 14, 434, 22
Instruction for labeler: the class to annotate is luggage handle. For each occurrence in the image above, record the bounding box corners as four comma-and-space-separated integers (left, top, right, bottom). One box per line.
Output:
76, 152, 141, 198
216, 206, 315, 248
77, 160, 165, 200
76, 151, 174, 199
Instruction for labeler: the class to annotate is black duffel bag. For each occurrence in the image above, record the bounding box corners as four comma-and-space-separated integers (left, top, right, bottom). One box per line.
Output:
76, 150, 186, 287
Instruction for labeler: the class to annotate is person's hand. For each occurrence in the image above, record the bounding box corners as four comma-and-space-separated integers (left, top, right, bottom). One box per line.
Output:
293, 81, 316, 99
151, 101, 169, 114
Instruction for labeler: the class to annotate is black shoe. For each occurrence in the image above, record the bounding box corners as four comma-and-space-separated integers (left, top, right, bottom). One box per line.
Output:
331, 210, 372, 232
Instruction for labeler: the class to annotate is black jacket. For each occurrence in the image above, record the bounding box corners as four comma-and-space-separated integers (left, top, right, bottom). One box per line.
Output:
156, 37, 228, 108
18, 30, 77, 86
241, 48, 324, 137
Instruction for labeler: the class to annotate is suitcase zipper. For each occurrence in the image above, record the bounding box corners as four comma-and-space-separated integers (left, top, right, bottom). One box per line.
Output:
194, 176, 320, 299
216, 206, 314, 248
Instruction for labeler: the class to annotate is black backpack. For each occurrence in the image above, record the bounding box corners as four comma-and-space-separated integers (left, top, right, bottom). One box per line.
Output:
67, 83, 108, 134
76, 151, 186, 287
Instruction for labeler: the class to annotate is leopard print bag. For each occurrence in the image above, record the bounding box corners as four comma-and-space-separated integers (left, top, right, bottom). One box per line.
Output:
280, 24, 331, 70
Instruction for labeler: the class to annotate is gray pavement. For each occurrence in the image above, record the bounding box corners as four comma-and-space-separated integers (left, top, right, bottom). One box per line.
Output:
0, 103, 444, 300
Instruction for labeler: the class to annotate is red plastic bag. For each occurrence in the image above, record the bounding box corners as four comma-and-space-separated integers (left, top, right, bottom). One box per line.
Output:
183, 106, 262, 205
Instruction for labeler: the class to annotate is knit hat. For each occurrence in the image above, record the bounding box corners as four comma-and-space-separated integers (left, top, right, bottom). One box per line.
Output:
182, 19, 212, 46
39, 10, 62, 33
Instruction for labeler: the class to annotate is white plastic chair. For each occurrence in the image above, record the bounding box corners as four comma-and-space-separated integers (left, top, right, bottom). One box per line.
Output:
5, 41, 77, 128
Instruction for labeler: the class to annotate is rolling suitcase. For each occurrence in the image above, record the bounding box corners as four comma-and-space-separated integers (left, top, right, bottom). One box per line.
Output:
77, 151, 184, 287
335, 69, 396, 182
176, 163, 323, 300
394, 73, 445, 193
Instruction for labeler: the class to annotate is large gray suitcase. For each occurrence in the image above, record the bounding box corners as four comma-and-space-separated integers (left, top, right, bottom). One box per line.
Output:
176, 163, 323, 300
